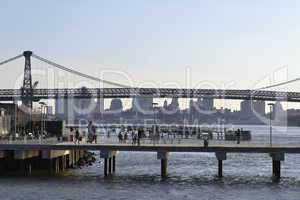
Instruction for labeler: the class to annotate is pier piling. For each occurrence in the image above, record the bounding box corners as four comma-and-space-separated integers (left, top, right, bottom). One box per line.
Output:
112, 156, 116, 173
104, 158, 108, 176
218, 160, 223, 178
108, 157, 112, 174
100, 151, 117, 176
270, 153, 284, 180
157, 152, 169, 178
215, 152, 226, 178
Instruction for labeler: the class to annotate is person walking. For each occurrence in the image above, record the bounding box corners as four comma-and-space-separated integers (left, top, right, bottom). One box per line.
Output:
75, 129, 80, 144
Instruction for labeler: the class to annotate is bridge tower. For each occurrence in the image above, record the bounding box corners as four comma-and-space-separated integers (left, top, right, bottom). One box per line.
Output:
22, 51, 33, 109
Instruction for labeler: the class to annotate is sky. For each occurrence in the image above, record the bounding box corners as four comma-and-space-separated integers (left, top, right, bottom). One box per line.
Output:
1, 0, 300, 110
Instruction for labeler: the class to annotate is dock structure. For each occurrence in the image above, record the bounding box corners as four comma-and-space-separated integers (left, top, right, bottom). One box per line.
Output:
0, 141, 299, 180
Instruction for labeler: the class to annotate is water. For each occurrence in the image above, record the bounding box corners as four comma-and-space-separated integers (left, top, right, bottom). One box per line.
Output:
1, 125, 300, 200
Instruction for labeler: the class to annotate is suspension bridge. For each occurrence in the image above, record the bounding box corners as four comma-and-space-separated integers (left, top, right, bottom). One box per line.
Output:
1, 51, 300, 106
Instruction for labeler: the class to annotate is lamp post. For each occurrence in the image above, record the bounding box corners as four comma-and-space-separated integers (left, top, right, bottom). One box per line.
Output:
152, 102, 159, 125
152, 102, 159, 138
39, 102, 46, 137
268, 103, 275, 147
14, 100, 17, 139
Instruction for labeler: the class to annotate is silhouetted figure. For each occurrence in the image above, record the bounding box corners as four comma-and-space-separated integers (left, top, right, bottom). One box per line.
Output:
138, 128, 142, 146
88, 121, 97, 143
236, 129, 241, 144
70, 127, 75, 142
124, 132, 128, 143
118, 132, 123, 143
75, 129, 80, 144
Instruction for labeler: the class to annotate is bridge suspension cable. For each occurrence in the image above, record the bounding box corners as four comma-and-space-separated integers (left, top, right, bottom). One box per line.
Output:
0, 54, 23, 66
258, 77, 300, 90
31, 54, 132, 88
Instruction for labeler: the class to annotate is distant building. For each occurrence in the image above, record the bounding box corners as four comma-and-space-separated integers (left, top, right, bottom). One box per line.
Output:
54, 87, 100, 122
253, 101, 265, 116
163, 100, 168, 109
132, 96, 153, 114
196, 97, 214, 111
109, 98, 123, 112
240, 100, 252, 117
55, 98, 75, 123
96, 98, 105, 113
169, 97, 179, 111
274, 101, 285, 119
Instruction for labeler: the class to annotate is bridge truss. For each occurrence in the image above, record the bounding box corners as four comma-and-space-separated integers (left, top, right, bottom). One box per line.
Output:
1, 51, 300, 102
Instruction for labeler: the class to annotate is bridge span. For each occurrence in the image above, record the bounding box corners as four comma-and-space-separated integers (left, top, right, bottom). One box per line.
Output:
1, 51, 300, 103
1, 88, 300, 102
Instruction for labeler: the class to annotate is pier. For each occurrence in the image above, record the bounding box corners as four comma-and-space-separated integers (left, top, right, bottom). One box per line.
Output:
0, 138, 298, 180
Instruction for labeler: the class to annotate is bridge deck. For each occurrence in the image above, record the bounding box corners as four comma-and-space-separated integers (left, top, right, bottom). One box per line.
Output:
1, 88, 300, 102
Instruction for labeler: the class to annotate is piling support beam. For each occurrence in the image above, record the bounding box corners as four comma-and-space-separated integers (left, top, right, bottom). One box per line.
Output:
100, 150, 117, 176
108, 157, 112, 174
161, 159, 168, 178
55, 158, 59, 173
112, 156, 116, 173
270, 153, 284, 180
218, 160, 223, 178
157, 151, 169, 178
49, 159, 53, 174
215, 152, 226, 178
104, 158, 108, 177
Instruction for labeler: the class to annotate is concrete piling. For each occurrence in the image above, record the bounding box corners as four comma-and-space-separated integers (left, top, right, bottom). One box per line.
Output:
218, 160, 223, 178
100, 150, 117, 176
272, 160, 281, 179
108, 157, 112, 174
161, 159, 168, 178
157, 152, 169, 178
112, 156, 116, 173
270, 153, 284, 180
104, 158, 108, 176
215, 152, 226, 178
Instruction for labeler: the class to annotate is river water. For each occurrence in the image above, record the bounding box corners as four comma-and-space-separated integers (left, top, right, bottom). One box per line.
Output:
1, 125, 300, 200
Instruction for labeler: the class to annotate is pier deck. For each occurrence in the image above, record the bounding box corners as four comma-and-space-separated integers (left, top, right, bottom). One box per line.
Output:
0, 137, 298, 179
0, 139, 299, 153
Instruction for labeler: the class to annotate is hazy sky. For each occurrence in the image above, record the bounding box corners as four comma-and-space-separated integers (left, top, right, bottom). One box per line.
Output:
1, 0, 300, 109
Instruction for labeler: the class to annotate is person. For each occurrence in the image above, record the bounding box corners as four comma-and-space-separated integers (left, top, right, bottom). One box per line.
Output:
236, 128, 241, 144
92, 124, 97, 143
137, 128, 142, 146
88, 121, 96, 143
75, 129, 80, 144
132, 131, 137, 145
118, 132, 123, 143
70, 127, 75, 142
124, 132, 128, 143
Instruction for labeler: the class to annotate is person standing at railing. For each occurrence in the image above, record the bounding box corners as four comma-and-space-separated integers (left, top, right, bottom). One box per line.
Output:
236, 129, 241, 144
137, 128, 142, 146
124, 132, 128, 143
88, 121, 96, 143
118, 132, 123, 143
75, 129, 80, 144
69, 127, 75, 142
